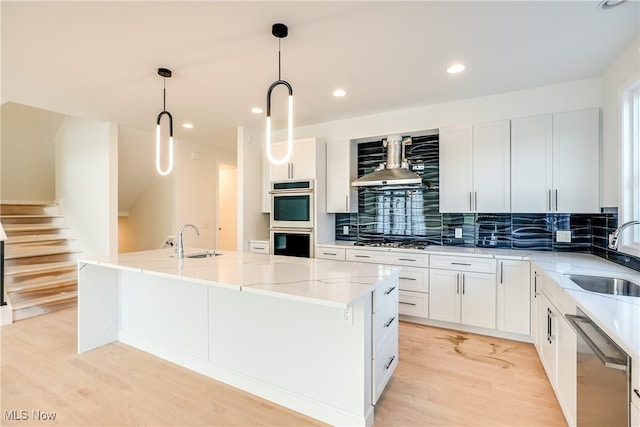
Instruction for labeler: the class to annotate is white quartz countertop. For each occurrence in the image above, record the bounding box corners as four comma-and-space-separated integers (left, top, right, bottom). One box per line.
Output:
79, 248, 399, 309
528, 252, 640, 359
318, 241, 532, 260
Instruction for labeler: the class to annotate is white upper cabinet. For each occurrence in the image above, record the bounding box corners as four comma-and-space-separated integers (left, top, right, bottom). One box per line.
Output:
325, 141, 358, 213
439, 125, 473, 212
473, 120, 511, 212
440, 120, 510, 213
269, 137, 320, 182
511, 109, 600, 213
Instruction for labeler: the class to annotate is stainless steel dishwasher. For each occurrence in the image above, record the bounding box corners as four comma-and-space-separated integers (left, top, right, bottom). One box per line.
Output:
566, 309, 630, 427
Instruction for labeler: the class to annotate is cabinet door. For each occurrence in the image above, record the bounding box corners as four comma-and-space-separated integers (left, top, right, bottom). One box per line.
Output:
269, 141, 292, 181
556, 312, 577, 427
439, 125, 473, 213
496, 260, 531, 335
511, 115, 553, 213
429, 269, 460, 323
538, 293, 557, 385
290, 138, 317, 180
460, 272, 496, 329
552, 109, 600, 213
473, 120, 511, 212
326, 141, 357, 213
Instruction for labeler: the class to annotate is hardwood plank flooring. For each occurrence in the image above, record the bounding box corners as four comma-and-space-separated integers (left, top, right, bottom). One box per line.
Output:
1, 308, 566, 426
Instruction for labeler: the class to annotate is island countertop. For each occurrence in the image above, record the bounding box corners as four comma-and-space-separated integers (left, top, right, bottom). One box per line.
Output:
79, 248, 399, 309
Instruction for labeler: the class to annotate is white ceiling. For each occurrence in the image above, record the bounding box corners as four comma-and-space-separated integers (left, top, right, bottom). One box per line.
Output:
3, 0, 639, 151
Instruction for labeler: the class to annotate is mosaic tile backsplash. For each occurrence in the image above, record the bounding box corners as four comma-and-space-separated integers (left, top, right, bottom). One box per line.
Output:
336, 133, 640, 272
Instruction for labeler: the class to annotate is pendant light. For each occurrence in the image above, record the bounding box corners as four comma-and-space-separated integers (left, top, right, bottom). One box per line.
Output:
156, 67, 174, 176
266, 23, 294, 165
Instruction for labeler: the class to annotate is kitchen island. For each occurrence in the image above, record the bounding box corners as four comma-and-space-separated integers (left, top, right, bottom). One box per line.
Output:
77, 249, 399, 427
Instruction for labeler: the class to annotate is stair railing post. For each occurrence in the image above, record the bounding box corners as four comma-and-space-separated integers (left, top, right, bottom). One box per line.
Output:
0, 223, 6, 306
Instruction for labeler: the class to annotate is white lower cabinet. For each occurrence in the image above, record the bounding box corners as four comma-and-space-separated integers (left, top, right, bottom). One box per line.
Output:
372, 278, 399, 404
429, 256, 497, 329
556, 310, 576, 427
632, 401, 640, 427
496, 259, 531, 335
315, 246, 346, 261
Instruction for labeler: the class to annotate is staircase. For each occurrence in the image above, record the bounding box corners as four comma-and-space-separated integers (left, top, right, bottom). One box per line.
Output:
1, 203, 80, 321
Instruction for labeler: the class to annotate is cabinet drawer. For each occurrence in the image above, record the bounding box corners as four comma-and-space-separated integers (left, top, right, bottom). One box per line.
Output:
315, 247, 346, 261
249, 240, 269, 254
346, 249, 428, 267
373, 326, 398, 404
373, 297, 398, 344
398, 290, 429, 318
398, 267, 428, 292
539, 271, 558, 301
430, 255, 496, 273
373, 279, 398, 313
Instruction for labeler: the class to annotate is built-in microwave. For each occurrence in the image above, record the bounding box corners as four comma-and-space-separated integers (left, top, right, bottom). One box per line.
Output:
270, 180, 314, 229
270, 228, 314, 258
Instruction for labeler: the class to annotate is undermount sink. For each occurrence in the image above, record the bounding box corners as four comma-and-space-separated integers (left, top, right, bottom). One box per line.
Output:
565, 274, 640, 297
185, 250, 221, 259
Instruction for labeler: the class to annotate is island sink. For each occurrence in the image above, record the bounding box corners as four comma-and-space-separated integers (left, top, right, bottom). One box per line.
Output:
185, 250, 220, 258
565, 274, 640, 297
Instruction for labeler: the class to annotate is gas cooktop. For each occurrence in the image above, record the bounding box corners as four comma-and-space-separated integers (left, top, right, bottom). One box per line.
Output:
353, 240, 430, 250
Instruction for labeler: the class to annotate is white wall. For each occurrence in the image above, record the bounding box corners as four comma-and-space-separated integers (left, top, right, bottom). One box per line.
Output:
602, 36, 640, 209
237, 126, 269, 252
1, 102, 64, 202
55, 116, 118, 256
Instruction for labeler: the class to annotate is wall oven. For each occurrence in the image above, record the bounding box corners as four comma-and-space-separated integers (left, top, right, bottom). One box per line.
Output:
270, 180, 314, 229
270, 229, 314, 258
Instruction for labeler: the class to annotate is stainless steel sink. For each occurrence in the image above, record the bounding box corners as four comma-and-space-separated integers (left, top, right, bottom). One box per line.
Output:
565, 274, 640, 297
185, 250, 221, 259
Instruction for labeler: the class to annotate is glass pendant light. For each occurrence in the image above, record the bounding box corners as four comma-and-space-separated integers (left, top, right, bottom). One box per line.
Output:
156, 67, 174, 176
266, 23, 294, 165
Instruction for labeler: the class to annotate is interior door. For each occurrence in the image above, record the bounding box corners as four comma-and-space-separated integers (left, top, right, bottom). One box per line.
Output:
217, 162, 237, 251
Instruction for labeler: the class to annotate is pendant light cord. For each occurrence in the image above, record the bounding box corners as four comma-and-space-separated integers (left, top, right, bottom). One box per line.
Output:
278, 38, 282, 80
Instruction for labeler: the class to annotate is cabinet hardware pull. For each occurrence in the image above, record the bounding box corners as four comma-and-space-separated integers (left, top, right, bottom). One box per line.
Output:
635, 389, 640, 399
451, 262, 471, 266
384, 355, 396, 370
474, 191, 478, 211
398, 258, 417, 262
399, 276, 416, 281
555, 189, 558, 212
548, 189, 552, 212
384, 286, 396, 295
354, 254, 370, 258
345, 195, 348, 211
469, 192, 473, 211
500, 262, 503, 284
399, 301, 417, 306
323, 252, 337, 256
456, 273, 460, 294
384, 316, 396, 328
534, 272, 538, 297
462, 273, 465, 295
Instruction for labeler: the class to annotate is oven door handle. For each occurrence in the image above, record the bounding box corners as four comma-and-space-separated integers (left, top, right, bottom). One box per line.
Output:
565, 314, 627, 371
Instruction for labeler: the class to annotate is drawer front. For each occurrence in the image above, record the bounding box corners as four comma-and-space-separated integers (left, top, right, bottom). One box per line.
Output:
398, 267, 428, 292
372, 326, 398, 404
633, 358, 640, 410
373, 297, 398, 345
539, 271, 558, 301
430, 255, 496, 273
346, 248, 428, 267
315, 247, 346, 261
249, 241, 269, 254
398, 290, 429, 318
373, 278, 399, 313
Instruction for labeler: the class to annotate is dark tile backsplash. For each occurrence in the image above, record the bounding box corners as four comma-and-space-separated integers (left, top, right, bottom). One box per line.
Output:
335, 132, 640, 272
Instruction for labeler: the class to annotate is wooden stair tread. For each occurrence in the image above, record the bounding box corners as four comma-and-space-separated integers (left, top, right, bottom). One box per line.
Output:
5, 261, 77, 277
5, 246, 80, 260
3, 224, 69, 233
7, 275, 77, 293
0, 214, 63, 219
5, 234, 72, 245
11, 291, 78, 310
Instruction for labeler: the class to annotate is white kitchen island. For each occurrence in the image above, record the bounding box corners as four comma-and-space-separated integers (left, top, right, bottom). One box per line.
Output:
77, 249, 399, 427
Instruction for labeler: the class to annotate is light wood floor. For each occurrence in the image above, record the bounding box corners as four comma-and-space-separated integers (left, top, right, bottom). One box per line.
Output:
1, 308, 567, 426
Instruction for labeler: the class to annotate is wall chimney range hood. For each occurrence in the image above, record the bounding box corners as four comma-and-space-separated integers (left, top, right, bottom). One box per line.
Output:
351, 135, 422, 187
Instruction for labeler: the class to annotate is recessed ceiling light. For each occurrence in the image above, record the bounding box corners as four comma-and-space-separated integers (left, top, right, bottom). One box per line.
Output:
597, 0, 627, 9
332, 89, 347, 97
182, 123, 194, 129
251, 107, 263, 114
447, 64, 466, 74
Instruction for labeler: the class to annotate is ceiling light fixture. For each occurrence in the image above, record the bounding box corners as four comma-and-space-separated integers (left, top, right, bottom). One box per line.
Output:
156, 67, 174, 176
265, 23, 293, 165
332, 89, 347, 97
182, 123, 194, 129
251, 107, 264, 114
447, 64, 466, 74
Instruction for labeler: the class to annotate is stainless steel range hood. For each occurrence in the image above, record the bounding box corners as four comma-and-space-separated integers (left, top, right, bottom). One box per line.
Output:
351, 135, 422, 187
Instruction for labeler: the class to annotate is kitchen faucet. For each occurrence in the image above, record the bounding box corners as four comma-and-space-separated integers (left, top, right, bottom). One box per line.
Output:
608, 220, 640, 250
177, 224, 199, 259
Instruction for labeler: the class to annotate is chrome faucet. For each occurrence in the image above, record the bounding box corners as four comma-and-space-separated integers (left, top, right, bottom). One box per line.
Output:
177, 224, 199, 259
608, 220, 640, 250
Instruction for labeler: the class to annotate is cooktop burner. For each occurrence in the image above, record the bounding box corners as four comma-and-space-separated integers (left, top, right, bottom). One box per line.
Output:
353, 240, 430, 250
